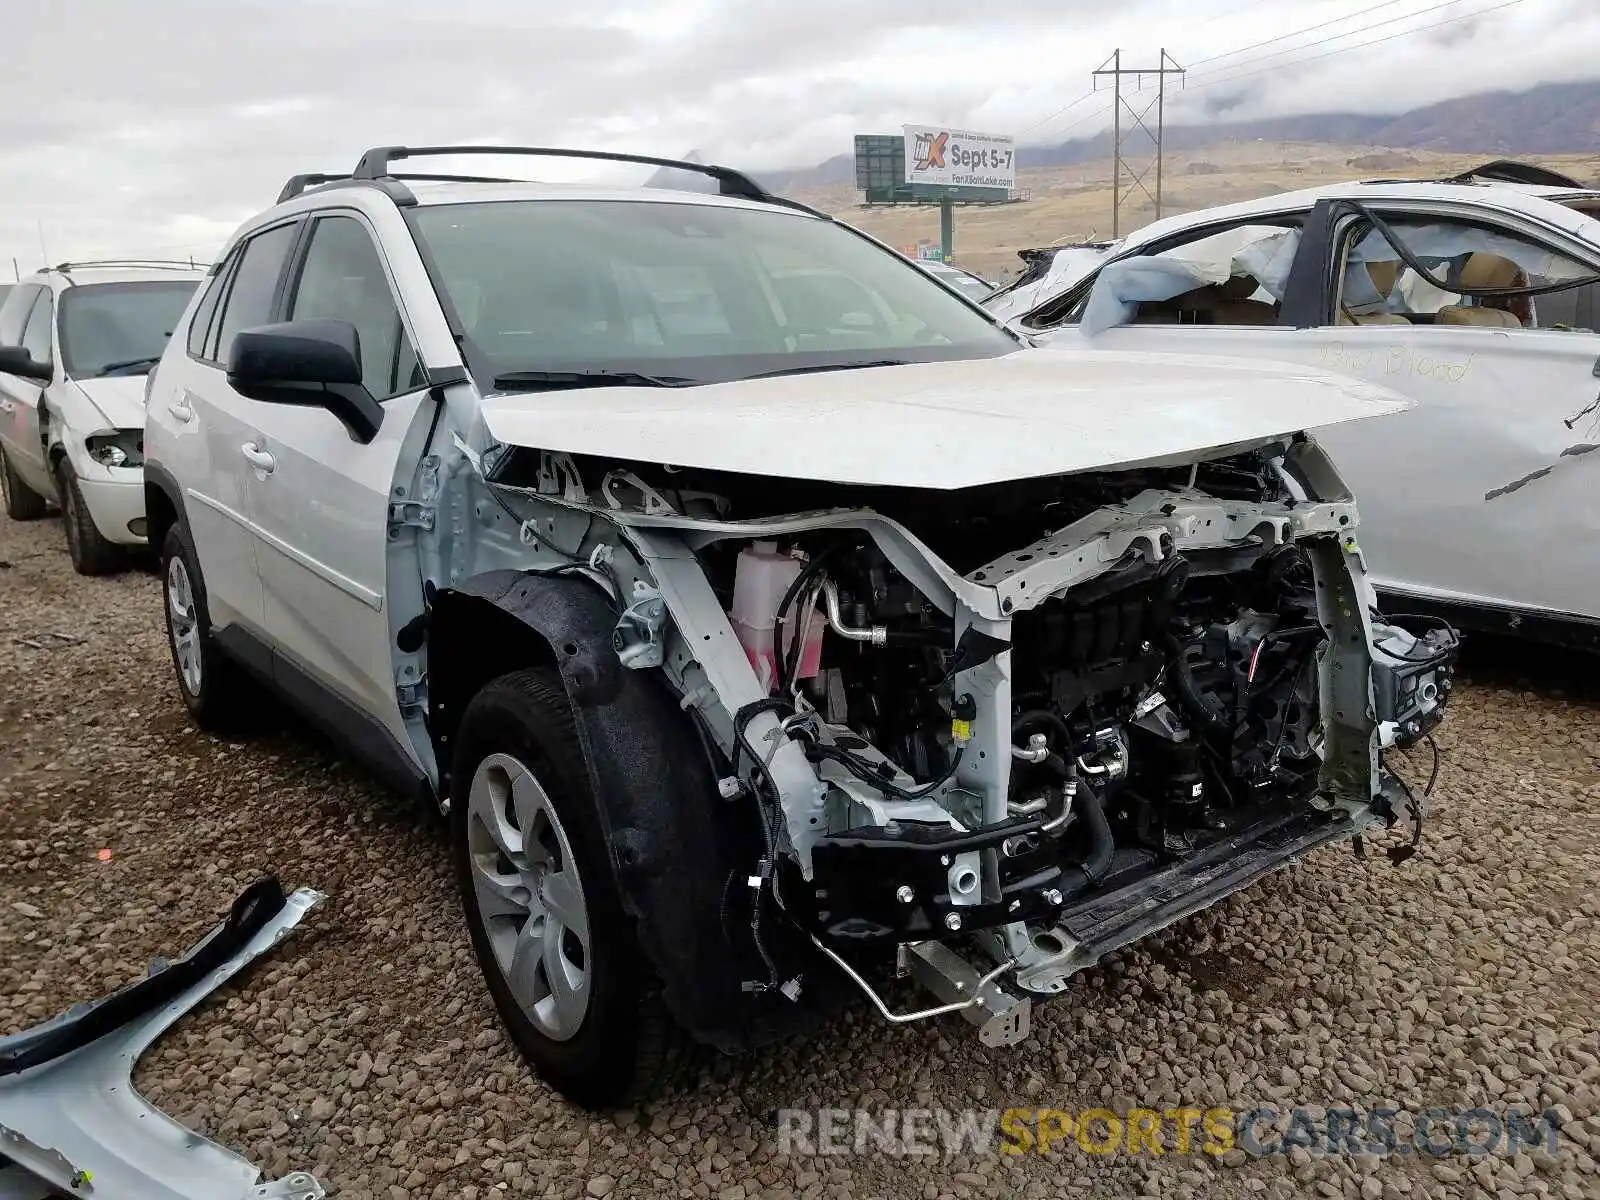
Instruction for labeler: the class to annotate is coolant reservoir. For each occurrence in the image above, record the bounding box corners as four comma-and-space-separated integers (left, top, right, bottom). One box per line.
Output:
729, 541, 824, 692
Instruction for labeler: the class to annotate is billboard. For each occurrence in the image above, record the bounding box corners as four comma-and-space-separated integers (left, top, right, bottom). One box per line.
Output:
903, 125, 1016, 190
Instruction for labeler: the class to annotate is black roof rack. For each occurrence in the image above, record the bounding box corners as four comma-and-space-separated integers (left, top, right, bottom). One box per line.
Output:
276, 171, 525, 204
278, 173, 350, 203
349, 145, 786, 207
1444, 159, 1587, 189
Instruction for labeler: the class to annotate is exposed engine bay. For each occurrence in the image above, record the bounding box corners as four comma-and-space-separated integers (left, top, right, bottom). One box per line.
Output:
478, 435, 1458, 1041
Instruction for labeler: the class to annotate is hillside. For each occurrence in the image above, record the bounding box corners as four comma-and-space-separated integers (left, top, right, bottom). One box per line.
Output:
765, 80, 1600, 191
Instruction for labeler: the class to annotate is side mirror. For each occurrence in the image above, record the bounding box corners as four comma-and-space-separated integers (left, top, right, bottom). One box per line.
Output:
227, 319, 384, 443
0, 345, 52, 382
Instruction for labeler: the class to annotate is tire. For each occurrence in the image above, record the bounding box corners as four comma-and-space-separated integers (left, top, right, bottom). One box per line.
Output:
451, 667, 695, 1109
159, 521, 259, 732
55, 459, 126, 575
0, 445, 49, 521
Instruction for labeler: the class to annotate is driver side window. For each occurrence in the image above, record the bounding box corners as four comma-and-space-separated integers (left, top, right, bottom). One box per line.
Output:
1026, 221, 1303, 330
287, 215, 423, 399
20, 292, 54, 365
1333, 216, 1599, 331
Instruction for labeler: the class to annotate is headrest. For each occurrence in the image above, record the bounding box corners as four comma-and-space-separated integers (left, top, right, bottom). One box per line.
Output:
1366, 261, 1399, 298
1436, 304, 1521, 328
1458, 253, 1524, 290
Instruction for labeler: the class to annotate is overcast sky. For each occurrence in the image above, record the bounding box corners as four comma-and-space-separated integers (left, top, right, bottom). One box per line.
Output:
3, 0, 1596, 271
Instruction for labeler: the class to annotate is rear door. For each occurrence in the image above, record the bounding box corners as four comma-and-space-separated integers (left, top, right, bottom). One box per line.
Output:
242, 210, 434, 762
0, 284, 55, 495
1287, 205, 1600, 622
177, 220, 302, 634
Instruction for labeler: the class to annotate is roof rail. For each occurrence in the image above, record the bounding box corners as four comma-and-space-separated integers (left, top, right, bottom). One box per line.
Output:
349, 145, 786, 206
277, 173, 351, 203
51, 259, 206, 273
279, 171, 533, 205
1444, 159, 1587, 189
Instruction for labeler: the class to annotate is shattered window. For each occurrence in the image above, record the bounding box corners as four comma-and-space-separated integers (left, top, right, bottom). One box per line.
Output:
1076, 223, 1303, 334
1336, 217, 1600, 331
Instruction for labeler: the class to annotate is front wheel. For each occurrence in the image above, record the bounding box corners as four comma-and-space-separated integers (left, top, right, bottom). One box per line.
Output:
451, 667, 695, 1109
0, 445, 49, 521
56, 459, 125, 575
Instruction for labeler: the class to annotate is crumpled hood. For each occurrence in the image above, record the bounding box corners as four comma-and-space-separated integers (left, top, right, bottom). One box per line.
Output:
479, 345, 1412, 491
70, 375, 149, 431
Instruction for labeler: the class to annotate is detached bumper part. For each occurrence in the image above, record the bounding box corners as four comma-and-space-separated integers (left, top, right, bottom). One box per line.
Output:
0, 878, 326, 1200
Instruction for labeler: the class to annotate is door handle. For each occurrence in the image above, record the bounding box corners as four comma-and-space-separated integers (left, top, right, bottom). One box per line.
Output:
240, 442, 276, 473
167, 398, 195, 422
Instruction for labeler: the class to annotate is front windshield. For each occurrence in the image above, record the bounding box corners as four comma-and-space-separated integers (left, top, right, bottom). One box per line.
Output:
411, 199, 1016, 386
59, 281, 199, 378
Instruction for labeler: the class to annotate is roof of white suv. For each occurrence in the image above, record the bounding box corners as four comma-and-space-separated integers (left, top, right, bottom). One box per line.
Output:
361, 179, 798, 212
269, 145, 820, 221
24, 262, 208, 291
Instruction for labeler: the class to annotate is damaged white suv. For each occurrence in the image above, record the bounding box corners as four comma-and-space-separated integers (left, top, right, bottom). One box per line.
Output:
143, 146, 1458, 1109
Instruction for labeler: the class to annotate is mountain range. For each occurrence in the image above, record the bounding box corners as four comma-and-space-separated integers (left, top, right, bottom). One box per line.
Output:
764, 80, 1600, 190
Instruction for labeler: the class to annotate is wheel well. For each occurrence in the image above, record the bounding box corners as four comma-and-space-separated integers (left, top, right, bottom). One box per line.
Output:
427, 594, 557, 795
144, 482, 179, 556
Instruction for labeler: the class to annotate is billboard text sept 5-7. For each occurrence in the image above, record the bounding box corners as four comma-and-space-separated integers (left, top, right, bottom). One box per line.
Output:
902, 125, 1015, 190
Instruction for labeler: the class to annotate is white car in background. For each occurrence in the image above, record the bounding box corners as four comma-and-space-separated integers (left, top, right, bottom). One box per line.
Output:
983, 240, 1119, 325
0, 262, 204, 573
1007, 161, 1600, 650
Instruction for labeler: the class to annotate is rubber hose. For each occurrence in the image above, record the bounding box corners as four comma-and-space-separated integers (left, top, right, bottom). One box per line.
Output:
1055, 781, 1115, 900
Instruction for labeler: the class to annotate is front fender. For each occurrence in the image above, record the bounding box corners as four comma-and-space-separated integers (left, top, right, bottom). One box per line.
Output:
429, 571, 835, 1050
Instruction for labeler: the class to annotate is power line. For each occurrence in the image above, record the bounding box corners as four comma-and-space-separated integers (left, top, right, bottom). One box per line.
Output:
1190, 1, 1274, 29
1019, 90, 1097, 136
1028, 0, 1427, 140
1187, 0, 1490, 86
1025, 0, 1521, 145
1187, 0, 1413, 67
1188, 0, 1526, 92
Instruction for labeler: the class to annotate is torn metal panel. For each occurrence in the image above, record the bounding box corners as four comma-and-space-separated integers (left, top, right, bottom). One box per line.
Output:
0, 879, 326, 1200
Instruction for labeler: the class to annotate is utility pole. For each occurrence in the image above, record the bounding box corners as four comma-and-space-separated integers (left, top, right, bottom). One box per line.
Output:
1092, 49, 1185, 238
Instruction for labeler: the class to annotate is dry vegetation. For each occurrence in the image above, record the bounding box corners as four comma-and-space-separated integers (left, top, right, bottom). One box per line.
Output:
792, 143, 1600, 280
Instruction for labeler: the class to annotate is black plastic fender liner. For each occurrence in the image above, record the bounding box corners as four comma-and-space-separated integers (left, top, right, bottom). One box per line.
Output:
0, 878, 289, 1078
429, 570, 840, 1051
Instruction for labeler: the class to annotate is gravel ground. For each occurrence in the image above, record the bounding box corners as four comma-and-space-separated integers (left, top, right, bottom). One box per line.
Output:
3, 507, 1599, 1200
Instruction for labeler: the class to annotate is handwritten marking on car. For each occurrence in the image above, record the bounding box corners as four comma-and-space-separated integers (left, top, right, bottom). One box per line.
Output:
1314, 341, 1477, 385
1383, 345, 1477, 384
1317, 341, 1374, 374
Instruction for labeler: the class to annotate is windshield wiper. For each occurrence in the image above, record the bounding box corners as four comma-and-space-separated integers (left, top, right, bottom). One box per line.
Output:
745, 359, 911, 381
97, 356, 163, 377
492, 369, 694, 391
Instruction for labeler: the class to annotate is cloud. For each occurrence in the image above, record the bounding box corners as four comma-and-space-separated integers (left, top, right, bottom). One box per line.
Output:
0, 0, 1592, 267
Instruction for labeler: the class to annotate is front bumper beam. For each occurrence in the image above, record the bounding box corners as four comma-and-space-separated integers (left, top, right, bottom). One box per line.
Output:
0, 878, 326, 1200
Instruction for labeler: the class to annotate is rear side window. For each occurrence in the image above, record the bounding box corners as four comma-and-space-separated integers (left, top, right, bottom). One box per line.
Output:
186, 259, 233, 359
0, 284, 43, 346
213, 223, 298, 365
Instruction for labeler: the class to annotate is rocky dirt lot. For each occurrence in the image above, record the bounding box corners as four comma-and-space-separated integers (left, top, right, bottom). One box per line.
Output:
2, 508, 1599, 1200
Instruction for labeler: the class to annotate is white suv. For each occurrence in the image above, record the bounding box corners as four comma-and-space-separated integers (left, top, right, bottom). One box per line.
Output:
143, 146, 1457, 1108
0, 262, 204, 572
